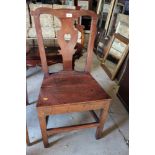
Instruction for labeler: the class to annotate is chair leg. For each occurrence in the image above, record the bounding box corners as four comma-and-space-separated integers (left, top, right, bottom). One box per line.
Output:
26, 125, 30, 145
38, 111, 49, 148
95, 104, 110, 139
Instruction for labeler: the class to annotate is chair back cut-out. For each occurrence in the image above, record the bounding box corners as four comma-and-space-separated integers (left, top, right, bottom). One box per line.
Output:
31, 8, 98, 75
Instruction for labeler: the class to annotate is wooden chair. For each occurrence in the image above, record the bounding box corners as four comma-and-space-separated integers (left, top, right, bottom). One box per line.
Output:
31, 8, 111, 148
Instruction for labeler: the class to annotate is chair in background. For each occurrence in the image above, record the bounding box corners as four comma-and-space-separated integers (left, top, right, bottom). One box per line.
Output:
31, 8, 111, 148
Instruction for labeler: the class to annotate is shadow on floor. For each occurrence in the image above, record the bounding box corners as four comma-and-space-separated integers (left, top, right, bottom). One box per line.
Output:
101, 116, 128, 138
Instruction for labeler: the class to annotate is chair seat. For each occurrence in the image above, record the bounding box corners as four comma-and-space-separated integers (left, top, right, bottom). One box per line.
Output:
37, 71, 110, 107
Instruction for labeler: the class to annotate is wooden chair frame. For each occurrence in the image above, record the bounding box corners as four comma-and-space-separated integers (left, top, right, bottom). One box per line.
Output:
31, 8, 111, 148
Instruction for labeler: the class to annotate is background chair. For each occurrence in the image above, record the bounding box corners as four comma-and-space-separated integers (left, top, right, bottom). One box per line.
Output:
31, 8, 112, 148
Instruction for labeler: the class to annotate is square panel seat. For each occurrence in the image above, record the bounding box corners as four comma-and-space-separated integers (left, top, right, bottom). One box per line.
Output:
37, 71, 110, 107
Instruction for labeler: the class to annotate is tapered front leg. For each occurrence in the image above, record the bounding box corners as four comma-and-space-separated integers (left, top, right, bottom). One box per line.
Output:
96, 102, 110, 139
37, 110, 49, 148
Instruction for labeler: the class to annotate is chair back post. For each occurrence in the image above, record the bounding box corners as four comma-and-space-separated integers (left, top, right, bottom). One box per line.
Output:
85, 16, 98, 72
32, 13, 49, 75
31, 8, 98, 73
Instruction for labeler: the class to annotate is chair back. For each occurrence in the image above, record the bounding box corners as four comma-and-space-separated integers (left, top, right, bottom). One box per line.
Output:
31, 8, 98, 75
